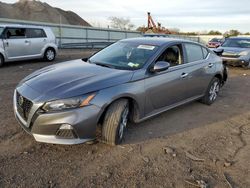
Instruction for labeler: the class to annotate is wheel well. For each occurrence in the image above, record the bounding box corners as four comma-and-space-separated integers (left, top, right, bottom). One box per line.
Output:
45, 47, 56, 55
0, 53, 4, 65
97, 97, 140, 126
215, 74, 222, 82
0, 53, 4, 61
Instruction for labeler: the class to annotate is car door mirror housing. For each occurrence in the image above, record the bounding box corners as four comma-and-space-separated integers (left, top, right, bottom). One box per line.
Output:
213, 48, 224, 56
82, 57, 89, 62
151, 61, 170, 73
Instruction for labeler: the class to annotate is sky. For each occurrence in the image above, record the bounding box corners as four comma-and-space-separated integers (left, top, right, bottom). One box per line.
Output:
2, 0, 250, 32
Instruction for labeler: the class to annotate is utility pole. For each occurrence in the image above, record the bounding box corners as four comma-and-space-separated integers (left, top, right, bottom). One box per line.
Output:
59, 14, 62, 48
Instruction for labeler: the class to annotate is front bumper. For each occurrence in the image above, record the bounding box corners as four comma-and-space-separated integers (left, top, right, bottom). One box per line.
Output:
222, 56, 250, 67
13, 89, 102, 145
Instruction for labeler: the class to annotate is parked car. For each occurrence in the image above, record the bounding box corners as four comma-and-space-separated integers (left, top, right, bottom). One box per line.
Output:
14, 38, 227, 145
217, 37, 250, 68
143, 33, 169, 37
207, 38, 223, 48
0, 24, 58, 67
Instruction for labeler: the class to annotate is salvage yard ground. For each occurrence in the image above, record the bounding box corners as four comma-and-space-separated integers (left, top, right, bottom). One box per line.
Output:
0, 49, 250, 188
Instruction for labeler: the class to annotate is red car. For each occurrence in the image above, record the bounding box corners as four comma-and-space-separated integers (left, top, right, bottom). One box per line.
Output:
207, 38, 223, 48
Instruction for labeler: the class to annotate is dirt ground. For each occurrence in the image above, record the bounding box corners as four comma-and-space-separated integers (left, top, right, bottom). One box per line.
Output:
0, 49, 249, 188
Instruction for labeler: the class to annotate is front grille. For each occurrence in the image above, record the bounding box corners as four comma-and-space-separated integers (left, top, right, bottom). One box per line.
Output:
223, 55, 240, 58
222, 52, 240, 58
16, 92, 33, 122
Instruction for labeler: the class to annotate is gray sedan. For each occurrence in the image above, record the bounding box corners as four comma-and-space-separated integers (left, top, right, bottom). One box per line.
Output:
14, 38, 227, 145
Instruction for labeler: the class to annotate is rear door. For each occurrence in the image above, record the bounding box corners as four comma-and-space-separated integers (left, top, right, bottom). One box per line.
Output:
182, 43, 215, 97
26, 28, 47, 56
3, 27, 27, 59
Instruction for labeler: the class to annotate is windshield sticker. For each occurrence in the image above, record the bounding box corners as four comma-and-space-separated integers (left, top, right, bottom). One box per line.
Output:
137, 45, 155, 50
128, 62, 140, 68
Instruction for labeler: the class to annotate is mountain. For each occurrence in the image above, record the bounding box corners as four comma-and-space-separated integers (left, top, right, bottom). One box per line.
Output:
0, 0, 91, 26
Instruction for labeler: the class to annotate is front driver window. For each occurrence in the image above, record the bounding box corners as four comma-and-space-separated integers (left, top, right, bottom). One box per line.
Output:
157, 44, 183, 67
5, 28, 26, 39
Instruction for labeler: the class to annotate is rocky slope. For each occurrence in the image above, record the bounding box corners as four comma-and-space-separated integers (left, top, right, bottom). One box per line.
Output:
0, 0, 91, 26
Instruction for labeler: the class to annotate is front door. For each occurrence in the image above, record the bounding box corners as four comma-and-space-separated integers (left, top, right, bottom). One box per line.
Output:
3, 27, 28, 60
144, 43, 192, 115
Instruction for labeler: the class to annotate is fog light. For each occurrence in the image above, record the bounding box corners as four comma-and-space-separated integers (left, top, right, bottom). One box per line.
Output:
56, 124, 77, 138
59, 124, 73, 130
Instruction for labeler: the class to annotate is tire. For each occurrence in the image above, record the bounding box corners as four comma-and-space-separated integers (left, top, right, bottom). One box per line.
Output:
200, 77, 220, 105
101, 99, 129, 145
44, 48, 56, 62
0, 54, 4, 67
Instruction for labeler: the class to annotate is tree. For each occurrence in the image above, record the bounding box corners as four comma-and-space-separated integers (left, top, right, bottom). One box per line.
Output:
207, 30, 222, 35
108, 17, 135, 30
168, 28, 180, 34
223, 30, 241, 37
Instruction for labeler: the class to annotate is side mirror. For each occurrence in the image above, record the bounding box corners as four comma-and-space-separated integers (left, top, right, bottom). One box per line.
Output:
82, 51, 98, 62
151, 61, 170, 73
82, 57, 89, 62
213, 48, 224, 56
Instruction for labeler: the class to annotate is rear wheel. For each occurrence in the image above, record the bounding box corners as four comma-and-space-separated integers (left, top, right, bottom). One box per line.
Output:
0, 54, 4, 67
200, 77, 220, 105
44, 48, 56, 62
101, 99, 129, 145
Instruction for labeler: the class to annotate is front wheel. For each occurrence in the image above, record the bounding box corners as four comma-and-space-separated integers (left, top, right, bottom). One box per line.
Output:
44, 48, 56, 62
200, 77, 220, 105
101, 99, 129, 145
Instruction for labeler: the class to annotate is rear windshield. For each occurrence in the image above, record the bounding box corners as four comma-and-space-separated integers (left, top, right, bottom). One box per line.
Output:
210, 38, 220, 42
0, 27, 4, 35
222, 38, 250, 48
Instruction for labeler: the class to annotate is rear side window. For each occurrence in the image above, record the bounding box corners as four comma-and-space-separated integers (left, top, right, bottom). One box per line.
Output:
202, 47, 209, 58
185, 43, 203, 63
5, 28, 26, 39
26, 28, 47, 38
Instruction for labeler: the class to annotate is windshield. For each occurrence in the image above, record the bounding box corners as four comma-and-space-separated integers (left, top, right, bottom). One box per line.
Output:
222, 38, 250, 48
89, 41, 159, 70
0, 27, 4, 35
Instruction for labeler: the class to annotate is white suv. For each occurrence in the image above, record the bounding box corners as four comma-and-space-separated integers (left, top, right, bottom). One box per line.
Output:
0, 25, 58, 67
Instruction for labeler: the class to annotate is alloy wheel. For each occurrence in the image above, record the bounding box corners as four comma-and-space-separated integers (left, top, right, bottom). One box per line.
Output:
46, 50, 55, 61
118, 106, 129, 140
209, 81, 220, 101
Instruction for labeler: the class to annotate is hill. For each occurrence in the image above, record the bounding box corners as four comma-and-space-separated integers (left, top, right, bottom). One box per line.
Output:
0, 0, 91, 26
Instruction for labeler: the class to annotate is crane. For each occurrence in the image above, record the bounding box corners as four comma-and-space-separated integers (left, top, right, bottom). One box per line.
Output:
146, 12, 171, 34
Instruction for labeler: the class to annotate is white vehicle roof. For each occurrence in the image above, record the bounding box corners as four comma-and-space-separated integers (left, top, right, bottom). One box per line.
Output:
0, 24, 49, 29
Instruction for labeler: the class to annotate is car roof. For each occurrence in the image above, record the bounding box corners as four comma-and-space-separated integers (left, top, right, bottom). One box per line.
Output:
120, 37, 197, 46
0, 24, 47, 29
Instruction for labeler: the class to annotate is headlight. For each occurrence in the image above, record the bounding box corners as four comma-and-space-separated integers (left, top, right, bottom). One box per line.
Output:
42, 93, 96, 112
239, 51, 249, 56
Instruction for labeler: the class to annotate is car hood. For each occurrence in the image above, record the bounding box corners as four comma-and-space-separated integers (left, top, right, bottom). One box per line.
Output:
20, 59, 134, 101
219, 47, 250, 56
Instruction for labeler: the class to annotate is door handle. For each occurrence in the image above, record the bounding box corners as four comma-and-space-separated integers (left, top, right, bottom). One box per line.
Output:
25, 40, 30, 43
181, 72, 189, 78
208, 63, 214, 68
4, 42, 9, 47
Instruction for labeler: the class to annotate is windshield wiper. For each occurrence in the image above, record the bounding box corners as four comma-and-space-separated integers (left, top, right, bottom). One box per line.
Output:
93, 62, 116, 69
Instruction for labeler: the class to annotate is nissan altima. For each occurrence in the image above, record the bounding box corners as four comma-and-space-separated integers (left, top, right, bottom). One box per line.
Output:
14, 38, 227, 145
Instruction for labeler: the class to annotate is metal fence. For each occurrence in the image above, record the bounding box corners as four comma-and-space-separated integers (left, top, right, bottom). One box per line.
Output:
0, 18, 203, 49
0, 18, 142, 48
